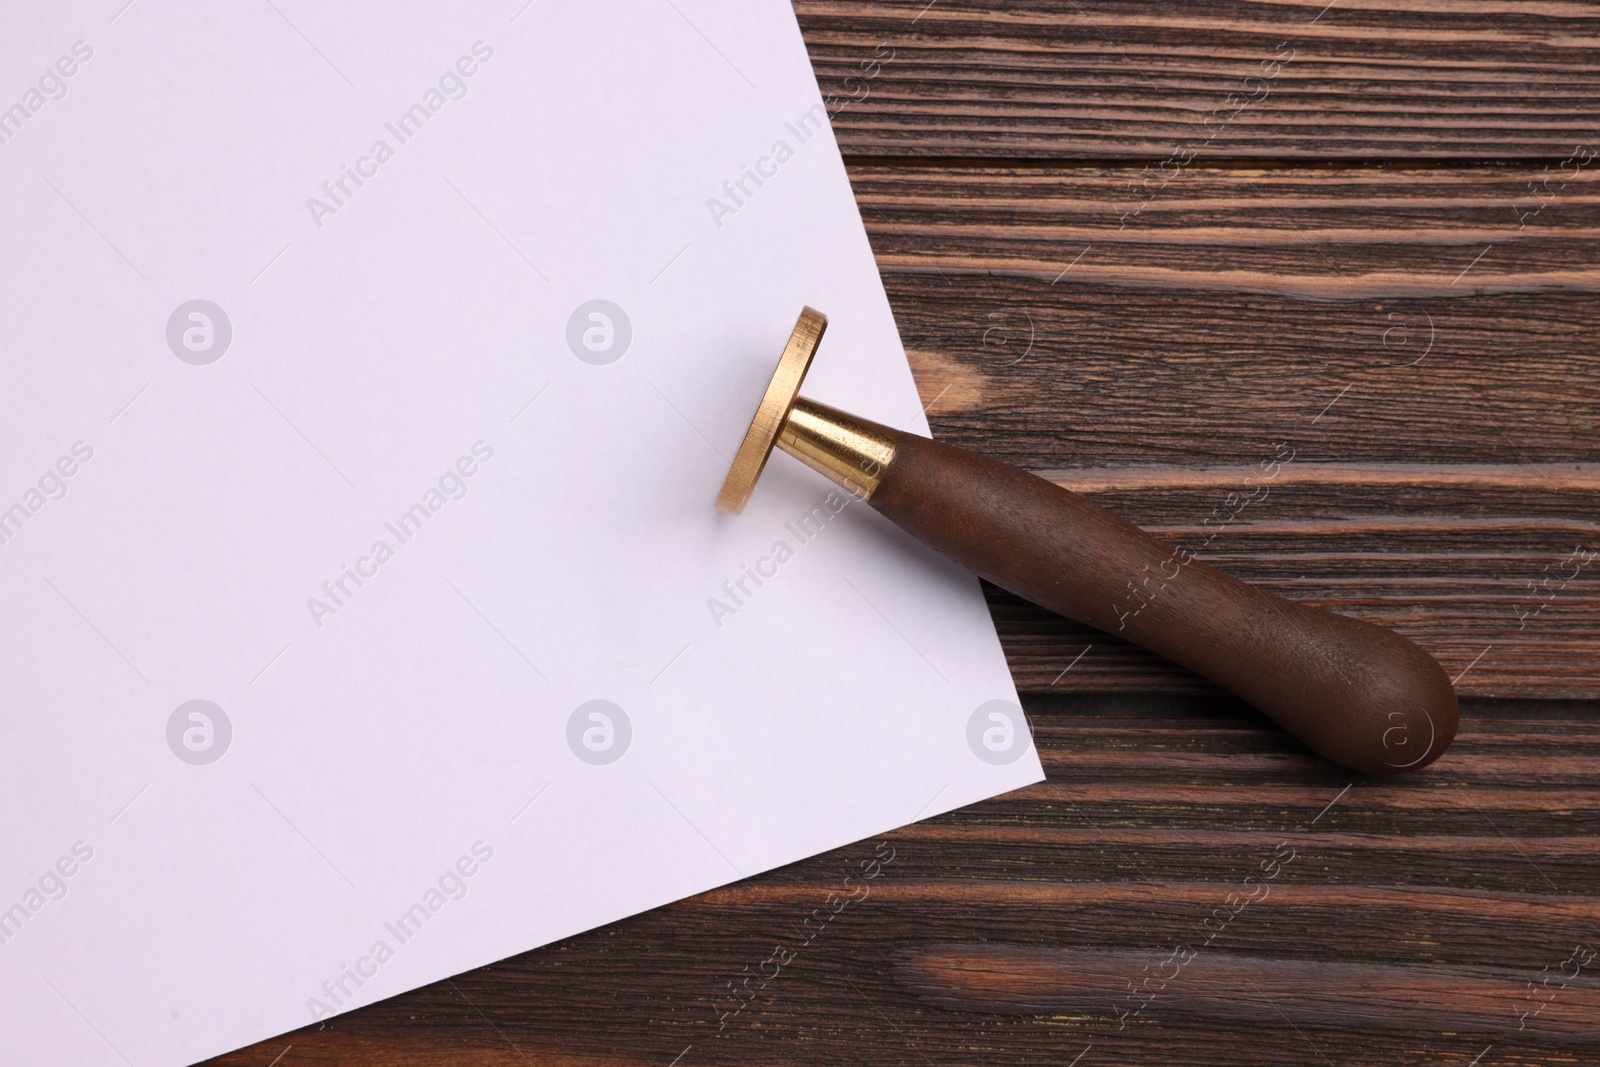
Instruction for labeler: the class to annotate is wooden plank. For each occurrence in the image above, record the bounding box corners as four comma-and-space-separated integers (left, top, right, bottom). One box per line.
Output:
797, 0, 1600, 160
836, 161, 1600, 697
209, 711, 1600, 1067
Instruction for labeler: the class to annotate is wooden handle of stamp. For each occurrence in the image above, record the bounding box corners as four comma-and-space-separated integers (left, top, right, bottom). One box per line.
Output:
868, 433, 1458, 774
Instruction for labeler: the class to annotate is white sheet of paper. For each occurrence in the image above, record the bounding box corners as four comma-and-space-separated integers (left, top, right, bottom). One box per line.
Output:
0, 2, 1041, 1063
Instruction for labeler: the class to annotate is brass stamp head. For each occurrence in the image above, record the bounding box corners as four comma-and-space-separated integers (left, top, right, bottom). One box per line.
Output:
715, 307, 899, 515
714, 307, 828, 514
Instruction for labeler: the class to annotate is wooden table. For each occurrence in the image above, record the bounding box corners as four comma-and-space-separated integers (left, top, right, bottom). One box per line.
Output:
215, 3, 1600, 1063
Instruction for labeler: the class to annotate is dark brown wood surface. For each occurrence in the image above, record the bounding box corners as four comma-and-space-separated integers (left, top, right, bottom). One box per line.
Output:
213, 3, 1599, 1065
860, 161, 1600, 698
803, 0, 1600, 159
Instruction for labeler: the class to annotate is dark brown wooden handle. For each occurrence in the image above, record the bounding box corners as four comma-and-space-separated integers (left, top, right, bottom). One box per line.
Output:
869, 433, 1458, 774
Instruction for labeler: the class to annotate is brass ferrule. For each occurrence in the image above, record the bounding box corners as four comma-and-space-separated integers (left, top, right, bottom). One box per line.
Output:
777, 397, 898, 501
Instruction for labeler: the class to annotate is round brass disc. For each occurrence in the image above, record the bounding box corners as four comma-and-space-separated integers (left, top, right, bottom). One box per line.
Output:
714, 307, 828, 514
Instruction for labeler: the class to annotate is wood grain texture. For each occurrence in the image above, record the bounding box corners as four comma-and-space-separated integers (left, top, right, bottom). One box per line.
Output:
847, 162, 1600, 698
798, 0, 1600, 160
207, 6, 1598, 1067
895, 945, 1600, 1040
